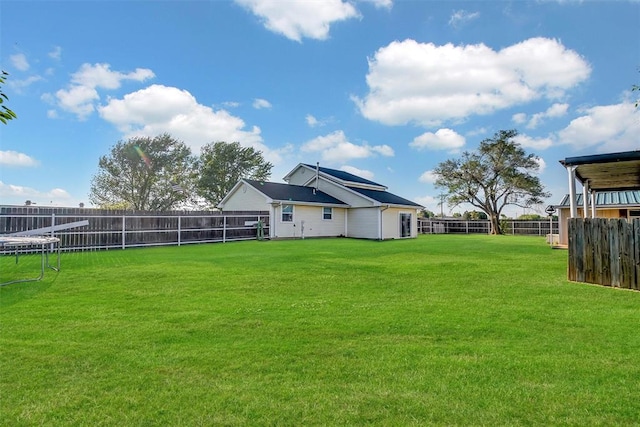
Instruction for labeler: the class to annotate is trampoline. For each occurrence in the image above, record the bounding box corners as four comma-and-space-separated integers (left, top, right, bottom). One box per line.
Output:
0, 236, 61, 286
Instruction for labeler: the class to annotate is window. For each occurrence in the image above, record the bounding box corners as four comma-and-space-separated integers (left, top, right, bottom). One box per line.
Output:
282, 204, 293, 222
323, 207, 333, 220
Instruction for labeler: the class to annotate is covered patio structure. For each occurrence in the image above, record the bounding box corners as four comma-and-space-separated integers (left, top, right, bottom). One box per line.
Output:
559, 150, 640, 289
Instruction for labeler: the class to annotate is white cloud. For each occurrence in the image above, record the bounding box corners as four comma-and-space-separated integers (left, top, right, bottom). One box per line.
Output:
371, 145, 394, 156
513, 134, 554, 150
340, 165, 375, 180
253, 98, 272, 109
0, 181, 74, 206
71, 63, 154, 90
519, 102, 569, 129
534, 157, 547, 174
235, 0, 360, 42
301, 130, 394, 162
410, 128, 465, 151
419, 170, 437, 184
306, 114, 319, 127
9, 75, 43, 93
49, 46, 62, 60
354, 37, 590, 126
305, 114, 334, 127
0, 151, 39, 167
222, 101, 241, 108
512, 113, 527, 124
10, 54, 29, 71
54, 63, 155, 119
415, 195, 439, 211
98, 84, 281, 162
449, 10, 480, 28
56, 85, 99, 119
557, 102, 639, 152
359, 0, 393, 9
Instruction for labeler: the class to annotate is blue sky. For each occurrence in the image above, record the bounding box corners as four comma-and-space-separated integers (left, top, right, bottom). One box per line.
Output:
1, 0, 639, 215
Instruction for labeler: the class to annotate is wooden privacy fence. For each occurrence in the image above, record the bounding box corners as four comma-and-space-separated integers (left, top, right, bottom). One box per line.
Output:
0, 206, 269, 252
568, 218, 639, 290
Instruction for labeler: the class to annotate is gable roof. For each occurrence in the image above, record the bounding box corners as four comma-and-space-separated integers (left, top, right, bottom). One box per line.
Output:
244, 179, 348, 206
557, 190, 640, 208
347, 186, 423, 208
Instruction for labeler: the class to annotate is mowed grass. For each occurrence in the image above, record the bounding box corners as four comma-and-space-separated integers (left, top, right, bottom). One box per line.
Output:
1, 235, 639, 426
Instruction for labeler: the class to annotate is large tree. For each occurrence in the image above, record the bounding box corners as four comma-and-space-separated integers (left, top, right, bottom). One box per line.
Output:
1, 71, 17, 124
196, 141, 272, 207
433, 129, 549, 234
90, 134, 196, 210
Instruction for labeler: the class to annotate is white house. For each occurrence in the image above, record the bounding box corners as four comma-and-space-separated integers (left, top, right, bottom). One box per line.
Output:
218, 163, 423, 240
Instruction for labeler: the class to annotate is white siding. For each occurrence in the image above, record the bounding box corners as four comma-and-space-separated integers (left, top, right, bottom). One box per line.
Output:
346, 208, 380, 239
297, 206, 346, 238
222, 183, 269, 211
286, 167, 315, 186
273, 204, 295, 238
381, 208, 419, 239
272, 205, 346, 238
317, 180, 375, 208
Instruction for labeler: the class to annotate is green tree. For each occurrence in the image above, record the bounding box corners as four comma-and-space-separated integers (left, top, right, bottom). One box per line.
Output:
196, 141, 272, 207
518, 213, 543, 220
419, 209, 435, 218
0, 71, 17, 124
433, 129, 549, 235
90, 134, 196, 210
463, 210, 488, 220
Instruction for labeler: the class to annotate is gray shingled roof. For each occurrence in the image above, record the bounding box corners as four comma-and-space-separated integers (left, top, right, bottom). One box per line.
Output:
302, 164, 384, 187
245, 180, 348, 206
558, 190, 640, 207
347, 186, 423, 207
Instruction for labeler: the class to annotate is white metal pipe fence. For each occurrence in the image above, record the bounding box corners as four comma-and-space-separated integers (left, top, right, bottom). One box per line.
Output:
1, 207, 269, 252
418, 219, 559, 236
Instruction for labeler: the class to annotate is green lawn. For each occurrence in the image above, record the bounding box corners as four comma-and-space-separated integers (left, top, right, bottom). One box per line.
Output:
1, 235, 639, 426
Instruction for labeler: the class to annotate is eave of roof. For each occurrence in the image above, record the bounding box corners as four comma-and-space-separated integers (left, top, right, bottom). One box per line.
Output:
559, 150, 640, 191
560, 150, 640, 166
347, 186, 423, 208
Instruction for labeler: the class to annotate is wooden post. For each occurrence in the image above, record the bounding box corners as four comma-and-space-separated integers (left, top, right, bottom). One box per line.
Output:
593, 219, 602, 286
633, 219, 640, 291
609, 219, 621, 287
620, 220, 634, 289
583, 219, 594, 284
601, 219, 611, 287
223, 216, 227, 243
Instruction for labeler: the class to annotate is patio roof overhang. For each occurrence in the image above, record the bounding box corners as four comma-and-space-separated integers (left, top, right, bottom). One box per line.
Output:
559, 150, 640, 191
